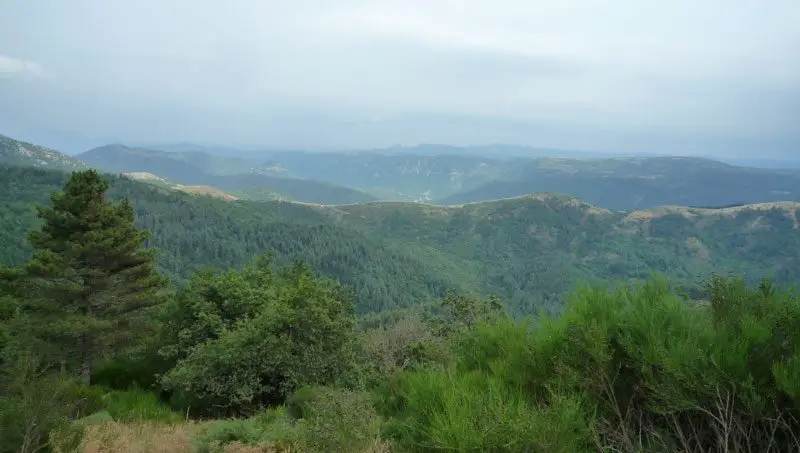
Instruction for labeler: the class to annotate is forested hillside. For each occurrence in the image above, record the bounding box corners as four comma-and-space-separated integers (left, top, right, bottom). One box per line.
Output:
0, 165, 468, 313
2, 164, 798, 316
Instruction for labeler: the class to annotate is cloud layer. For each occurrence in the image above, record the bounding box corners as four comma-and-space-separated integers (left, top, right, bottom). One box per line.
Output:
0, 55, 42, 78
0, 0, 798, 156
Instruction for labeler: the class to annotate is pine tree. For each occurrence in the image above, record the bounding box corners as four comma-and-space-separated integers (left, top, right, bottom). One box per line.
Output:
13, 170, 165, 384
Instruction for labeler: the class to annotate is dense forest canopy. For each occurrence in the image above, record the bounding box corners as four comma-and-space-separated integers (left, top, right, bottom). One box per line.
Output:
2, 164, 799, 316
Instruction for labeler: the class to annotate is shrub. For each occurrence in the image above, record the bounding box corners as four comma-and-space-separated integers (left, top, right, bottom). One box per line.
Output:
379, 369, 591, 452
192, 408, 297, 453
295, 387, 385, 453
285, 385, 318, 420
378, 277, 800, 452
0, 353, 105, 453
359, 313, 451, 386
160, 260, 358, 416
103, 388, 183, 424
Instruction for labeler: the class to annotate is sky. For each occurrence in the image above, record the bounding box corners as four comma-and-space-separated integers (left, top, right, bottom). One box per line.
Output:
0, 0, 798, 157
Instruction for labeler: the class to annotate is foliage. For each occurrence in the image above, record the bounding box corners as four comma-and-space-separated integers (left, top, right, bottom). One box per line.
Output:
379, 277, 800, 452
0, 351, 104, 453
358, 312, 451, 387
192, 408, 297, 453
2, 169, 166, 383
103, 388, 183, 424
159, 258, 358, 416
379, 368, 591, 452
0, 165, 465, 314
293, 386, 385, 453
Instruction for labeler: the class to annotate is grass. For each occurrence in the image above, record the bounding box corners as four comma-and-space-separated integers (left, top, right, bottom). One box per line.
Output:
102, 388, 183, 424
59, 421, 283, 453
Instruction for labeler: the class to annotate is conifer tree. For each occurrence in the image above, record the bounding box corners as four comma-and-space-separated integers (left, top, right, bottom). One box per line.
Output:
13, 170, 165, 384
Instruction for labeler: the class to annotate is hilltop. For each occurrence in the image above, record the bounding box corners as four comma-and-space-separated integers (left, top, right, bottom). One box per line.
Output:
0, 134, 89, 171
121, 171, 289, 202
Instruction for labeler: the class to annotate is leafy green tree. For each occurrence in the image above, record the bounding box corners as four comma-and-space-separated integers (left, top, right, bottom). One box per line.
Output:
160, 257, 357, 415
6, 170, 165, 384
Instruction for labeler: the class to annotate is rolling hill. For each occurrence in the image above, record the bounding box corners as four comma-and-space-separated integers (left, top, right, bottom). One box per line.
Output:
77, 144, 377, 205
252, 150, 521, 201
0, 134, 89, 171
438, 156, 800, 210
327, 194, 800, 311
2, 163, 798, 315
72, 141, 800, 210
128, 143, 800, 209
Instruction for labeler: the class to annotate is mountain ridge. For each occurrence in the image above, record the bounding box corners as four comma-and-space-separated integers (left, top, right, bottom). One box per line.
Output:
0, 134, 89, 171
76, 143, 378, 205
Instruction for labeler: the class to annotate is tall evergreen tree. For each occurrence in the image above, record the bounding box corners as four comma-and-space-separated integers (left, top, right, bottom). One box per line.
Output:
11, 170, 165, 384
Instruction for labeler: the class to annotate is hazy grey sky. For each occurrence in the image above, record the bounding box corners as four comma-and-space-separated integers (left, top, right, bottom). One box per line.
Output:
1, 0, 798, 156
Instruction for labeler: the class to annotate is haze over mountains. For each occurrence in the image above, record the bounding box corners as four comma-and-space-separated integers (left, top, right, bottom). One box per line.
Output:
68, 136, 800, 209
2, 132, 798, 209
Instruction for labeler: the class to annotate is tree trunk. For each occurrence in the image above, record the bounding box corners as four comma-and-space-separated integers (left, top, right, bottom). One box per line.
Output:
79, 331, 92, 385
80, 356, 91, 385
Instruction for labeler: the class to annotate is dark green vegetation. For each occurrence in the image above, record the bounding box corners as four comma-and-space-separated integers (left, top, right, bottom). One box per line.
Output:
78, 144, 377, 205
2, 165, 800, 316
373, 278, 800, 452
1, 169, 800, 452
3, 170, 166, 385
0, 165, 463, 314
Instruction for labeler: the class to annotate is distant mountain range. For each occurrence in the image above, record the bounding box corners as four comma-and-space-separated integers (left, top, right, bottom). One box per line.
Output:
437, 156, 800, 210
2, 132, 799, 210
77, 144, 377, 205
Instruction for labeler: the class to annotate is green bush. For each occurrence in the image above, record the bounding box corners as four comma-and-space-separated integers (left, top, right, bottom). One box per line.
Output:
160, 260, 358, 416
0, 352, 106, 453
379, 277, 800, 452
103, 388, 183, 423
294, 386, 384, 453
379, 369, 591, 452
285, 385, 319, 420
192, 407, 297, 453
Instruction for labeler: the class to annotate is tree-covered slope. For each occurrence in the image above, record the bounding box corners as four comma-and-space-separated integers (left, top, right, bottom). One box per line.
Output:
0, 166, 471, 313
332, 194, 800, 312
2, 165, 798, 316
